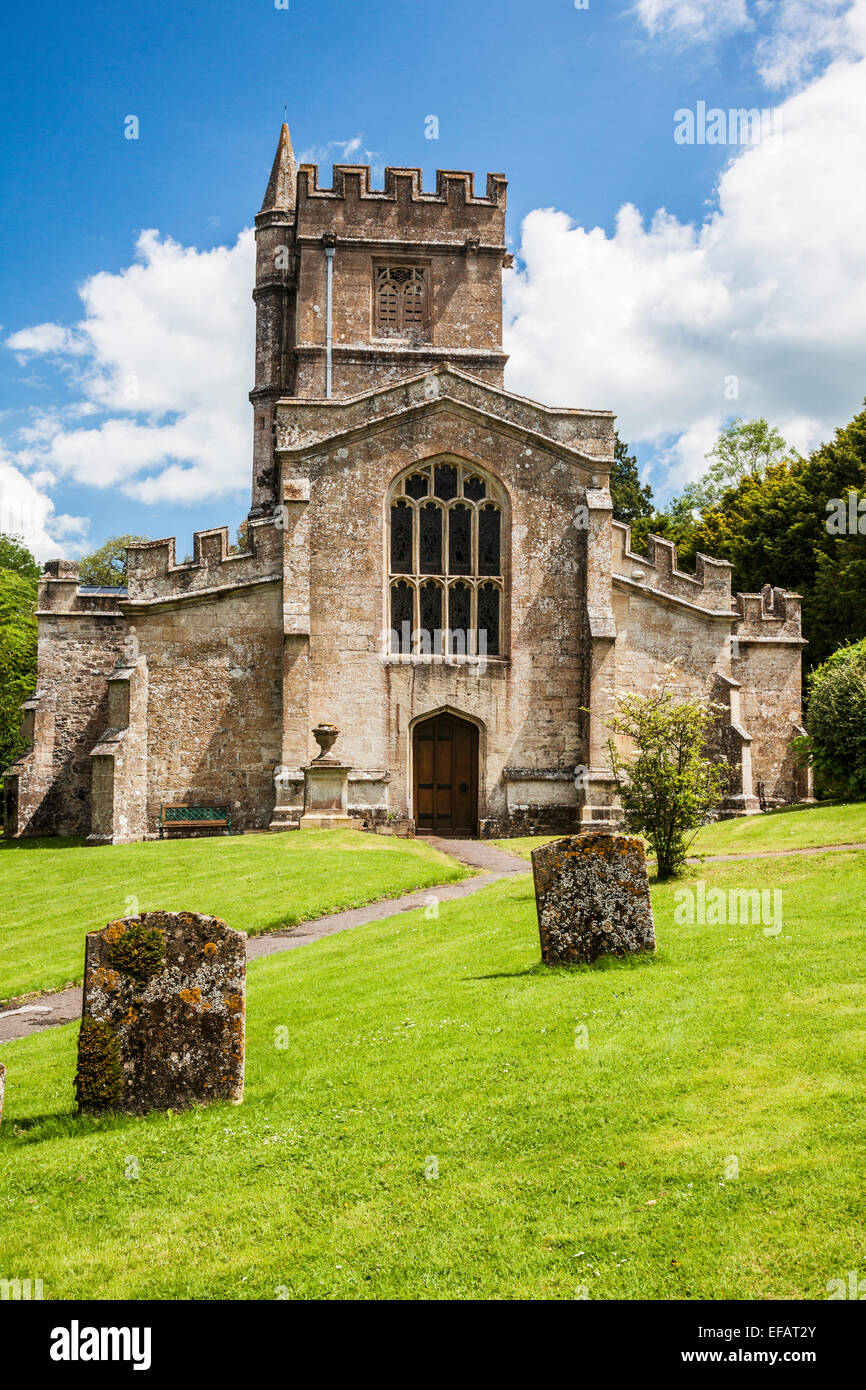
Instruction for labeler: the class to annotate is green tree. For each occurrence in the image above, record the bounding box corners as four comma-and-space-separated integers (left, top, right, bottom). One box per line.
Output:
0, 567, 38, 774
610, 432, 654, 523
606, 681, 728, 880
697, 416, 789, 509
0, 534, 40, 583
797, 639, 866, 796
630, 491, 703, 562
631, 417, 789, 566
687, 402, 866, 667
77, 534, 148, 586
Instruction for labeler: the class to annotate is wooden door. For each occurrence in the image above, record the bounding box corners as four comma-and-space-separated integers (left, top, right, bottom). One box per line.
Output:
413, 714, 478, 832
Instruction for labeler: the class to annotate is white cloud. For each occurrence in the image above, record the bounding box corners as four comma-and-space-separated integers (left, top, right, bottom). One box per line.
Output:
633, 0, 751, 43
756, 0, 857, 89
504, 5, 866, 488
7, 322, 87, 358
0, 452, 88, 560
297, 136, 384, 179
633, 0, 860, 90
4, 228, 255, 512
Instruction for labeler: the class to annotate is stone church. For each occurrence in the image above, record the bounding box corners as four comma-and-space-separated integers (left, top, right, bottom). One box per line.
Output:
4, 126, 811, 843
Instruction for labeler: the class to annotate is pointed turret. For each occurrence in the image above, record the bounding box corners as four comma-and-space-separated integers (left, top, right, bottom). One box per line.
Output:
260, 123, 296, 213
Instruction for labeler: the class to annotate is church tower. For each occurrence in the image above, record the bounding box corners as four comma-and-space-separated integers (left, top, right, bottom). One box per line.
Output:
250, 123, 298, 516
249, 123, 512, 514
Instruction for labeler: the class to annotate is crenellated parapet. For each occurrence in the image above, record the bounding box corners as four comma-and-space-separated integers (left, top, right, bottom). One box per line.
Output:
36, 560, 126, 617
124, 518, 282, 606
611, 522, 733, 615
296, 164, 507, 249
733, 584, 805, 645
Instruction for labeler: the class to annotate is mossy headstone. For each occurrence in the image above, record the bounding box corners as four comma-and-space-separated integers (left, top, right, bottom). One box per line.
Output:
531, 832, 656, 966
75, 911, 246, 1115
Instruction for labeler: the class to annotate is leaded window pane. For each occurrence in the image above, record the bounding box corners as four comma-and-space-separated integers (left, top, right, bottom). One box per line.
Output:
478, 504, 501, 576
376, 266, 426, 333
463, 474, 486, 501
419, 502, 442, 574
390, 582, 413, 653
419, 581, 443, 654
477, 583, 500, 657
434, 464, 458, 501
448, 503, 472, 575
404, 472, 429, 500
404, 276, 424, 324
448, 582, 472, 655
376, 269, 399, 329
390, 499, 413, 573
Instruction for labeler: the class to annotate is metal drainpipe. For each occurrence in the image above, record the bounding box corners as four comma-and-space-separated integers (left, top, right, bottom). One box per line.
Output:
324, 244, 335, 399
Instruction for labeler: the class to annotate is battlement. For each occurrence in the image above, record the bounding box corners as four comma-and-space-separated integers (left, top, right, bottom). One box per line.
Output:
37, 561, 126, 617
733, 584, 804, 642
124, 518, 282, 605
611, 522, 733, 614
298, 163, 506, 208
295, 163, 507, 247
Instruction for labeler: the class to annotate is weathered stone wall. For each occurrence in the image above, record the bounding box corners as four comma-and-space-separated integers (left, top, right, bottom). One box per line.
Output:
6, 141, 808, 844
275, 368, 615, 835
88, 657, 149, 844
733, 587, 808, 804
609, 525, 806, 808
291, 164, 509, 399
132, 582, 283, 832
4, 563, 130, 837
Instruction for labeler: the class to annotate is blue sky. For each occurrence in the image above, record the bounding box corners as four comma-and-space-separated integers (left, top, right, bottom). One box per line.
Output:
2, 0, 865, 558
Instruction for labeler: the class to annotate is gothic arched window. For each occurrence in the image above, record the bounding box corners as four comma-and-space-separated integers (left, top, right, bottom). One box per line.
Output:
375, 266, 428, 337
388, 461, 505, 657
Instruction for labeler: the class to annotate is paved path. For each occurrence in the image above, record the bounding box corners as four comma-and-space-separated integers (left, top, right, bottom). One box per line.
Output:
684, 841, 866, 864
0, 836, 529, 1044
3, 836, 863, 1045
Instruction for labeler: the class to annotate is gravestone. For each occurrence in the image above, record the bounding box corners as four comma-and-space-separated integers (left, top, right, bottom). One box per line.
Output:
75, 911, 245, 1115
0, 1061, 5, 1127
532, 832, 656, 966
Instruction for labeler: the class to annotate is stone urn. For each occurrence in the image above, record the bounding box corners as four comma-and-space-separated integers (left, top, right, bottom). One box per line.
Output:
300, 724, 353, 830
312, 723, 340, 762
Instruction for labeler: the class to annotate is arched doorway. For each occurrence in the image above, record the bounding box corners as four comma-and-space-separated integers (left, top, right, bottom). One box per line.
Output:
413, 712, 479, 833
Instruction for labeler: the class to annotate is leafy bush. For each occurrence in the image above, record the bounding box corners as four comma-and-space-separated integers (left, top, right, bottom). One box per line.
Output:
606, 683, 729, 880
800, 639, 866, 796
0, 564, 38, 775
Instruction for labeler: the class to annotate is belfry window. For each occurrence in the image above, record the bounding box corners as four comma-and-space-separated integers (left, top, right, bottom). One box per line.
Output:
375, 265, 428, 336
388, 461, 505, 658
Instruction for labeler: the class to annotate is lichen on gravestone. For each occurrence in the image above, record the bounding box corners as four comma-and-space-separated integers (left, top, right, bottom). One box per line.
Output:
74, 1018, 123, 1109
106, 918, 166, 983
531, 832, 656, 966
75, 910, 246, 1116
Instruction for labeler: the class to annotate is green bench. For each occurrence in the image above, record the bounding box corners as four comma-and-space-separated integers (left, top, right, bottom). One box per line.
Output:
158, 803, 232, 838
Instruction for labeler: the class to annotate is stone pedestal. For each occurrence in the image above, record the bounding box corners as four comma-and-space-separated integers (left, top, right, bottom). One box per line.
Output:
297, 723, 355, 830
532, 832, 656, 966
269, 766, 303, 831
299, 763, 353, 829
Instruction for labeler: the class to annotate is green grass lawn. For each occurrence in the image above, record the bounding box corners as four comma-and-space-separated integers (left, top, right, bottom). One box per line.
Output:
494, 799, 866, 864
1, 847, 863, 1299
0, 829, 468, 1005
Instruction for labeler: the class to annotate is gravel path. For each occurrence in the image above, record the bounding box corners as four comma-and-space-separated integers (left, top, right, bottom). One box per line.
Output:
0, 835, 529, 1044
